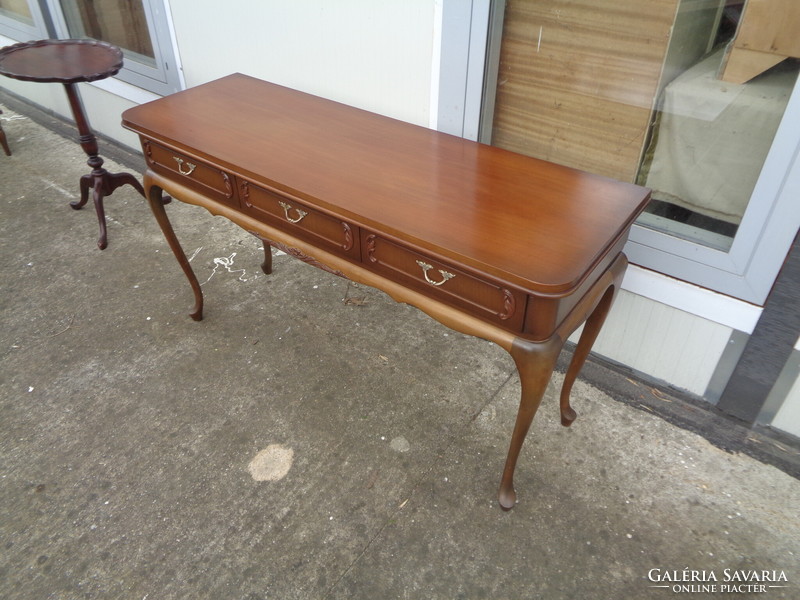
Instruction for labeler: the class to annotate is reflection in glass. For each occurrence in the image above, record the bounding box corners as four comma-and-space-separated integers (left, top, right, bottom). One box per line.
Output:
489, 0, 799, 252
59, 0, 155, 67
636, 4, 798, 250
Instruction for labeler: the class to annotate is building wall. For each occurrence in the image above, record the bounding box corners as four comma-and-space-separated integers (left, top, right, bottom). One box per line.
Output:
168, 0, 436, 127
761, 337, 800, 438
580, 291, 734, 397
772, 370, 800, 437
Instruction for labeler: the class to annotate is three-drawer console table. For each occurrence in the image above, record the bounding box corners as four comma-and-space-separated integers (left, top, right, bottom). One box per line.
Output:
121, 74, 650, 509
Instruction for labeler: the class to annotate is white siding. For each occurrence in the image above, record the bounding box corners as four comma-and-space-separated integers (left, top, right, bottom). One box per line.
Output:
167, 0, 437, 127
571, 290, 733, 396
0, 62, 145, 149
0, 59, 72, 121
772, 376, 800, 437
771, 355, 800, 438
2, 1, 438, 147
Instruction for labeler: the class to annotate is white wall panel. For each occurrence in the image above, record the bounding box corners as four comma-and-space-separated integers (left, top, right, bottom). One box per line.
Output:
0, 74, 140, 150
76, 85, 140, 149
772, 374, 800, 437
167, 0, 437, 127
0, 34, 72, 118
769, 353, 800, 438
2, 2, 437, 144
571, 290, 734, 396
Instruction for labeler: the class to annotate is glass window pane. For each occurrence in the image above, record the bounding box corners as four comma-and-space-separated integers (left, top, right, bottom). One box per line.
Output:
0, 0, 33, 26
636, 4, 798, 251
489, 0, 799, 253
59, 0, 155, 68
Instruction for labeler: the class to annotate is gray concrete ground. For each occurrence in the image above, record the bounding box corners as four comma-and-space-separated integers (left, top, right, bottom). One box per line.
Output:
1, 98, 799, 600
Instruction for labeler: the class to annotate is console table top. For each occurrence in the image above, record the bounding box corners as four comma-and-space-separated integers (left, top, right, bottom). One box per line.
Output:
122, 73, 650, 294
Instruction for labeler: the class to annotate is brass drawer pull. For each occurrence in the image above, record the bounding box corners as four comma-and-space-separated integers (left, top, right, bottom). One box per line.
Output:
416, 260, 455, 286
278, 200, 308, 224
173, 156, 196, 176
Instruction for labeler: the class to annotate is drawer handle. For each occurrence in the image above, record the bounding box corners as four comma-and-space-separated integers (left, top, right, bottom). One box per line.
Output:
416, 260, 455, 286
173, 156, 196, 176
278, 201, 308, 224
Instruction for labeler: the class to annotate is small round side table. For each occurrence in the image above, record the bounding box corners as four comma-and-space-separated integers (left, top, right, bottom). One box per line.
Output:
0, 39, 146, 249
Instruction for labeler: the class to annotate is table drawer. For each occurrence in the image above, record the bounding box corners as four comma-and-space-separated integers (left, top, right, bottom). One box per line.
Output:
239, 178, 359, 259
142, 139, 237, 206
363, 232, 525, 331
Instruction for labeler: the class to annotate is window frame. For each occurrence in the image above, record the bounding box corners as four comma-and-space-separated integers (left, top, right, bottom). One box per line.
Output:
38, 0, 181, 96
438, 0, 800, 307
0, 0, 50, 40
624, 74, 800, 305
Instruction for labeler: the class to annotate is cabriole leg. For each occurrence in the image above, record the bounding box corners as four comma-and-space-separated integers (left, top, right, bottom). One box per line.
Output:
559, 257, 626, 426
498, 336, 563, 510
145, 183, 204, 321
559, 285, 617, 426
261, 242, 273, 274
73, 173, 92, 210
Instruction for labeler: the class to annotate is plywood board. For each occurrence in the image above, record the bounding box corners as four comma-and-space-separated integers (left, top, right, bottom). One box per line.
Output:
732, 0, 800, 57
491, 0, 680, 182
721, 46, 785, 84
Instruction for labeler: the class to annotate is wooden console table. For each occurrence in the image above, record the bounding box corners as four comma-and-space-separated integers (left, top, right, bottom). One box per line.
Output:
122, 74, 650, 509
0, 39, 149, 249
